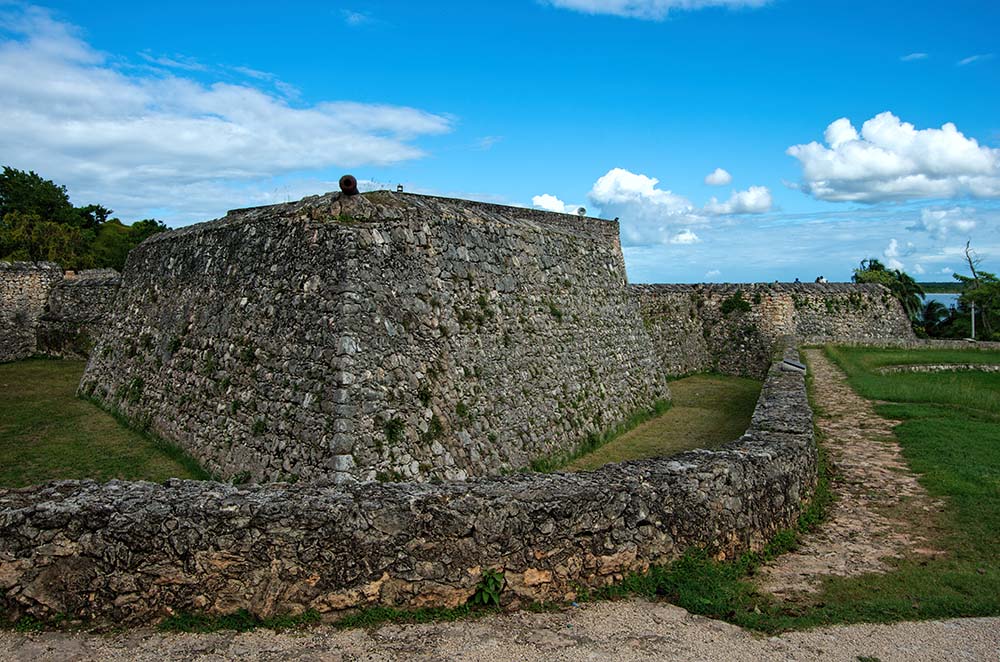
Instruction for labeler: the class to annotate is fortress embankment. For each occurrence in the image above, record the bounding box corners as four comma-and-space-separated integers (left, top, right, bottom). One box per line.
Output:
0, 346, 815, 624
0, 189, 918, 626
634, 283, 916, 378
79, 191, 671, 483
0, 264, 121, 362
0, 262, 62, 362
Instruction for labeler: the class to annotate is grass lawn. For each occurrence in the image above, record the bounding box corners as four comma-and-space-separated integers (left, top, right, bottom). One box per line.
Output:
555, 345, 1000, 633
0, 358, 208, 488
566, 374, 762, 471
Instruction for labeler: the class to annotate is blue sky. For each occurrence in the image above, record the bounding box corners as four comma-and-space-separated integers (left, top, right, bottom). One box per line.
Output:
1, 0, 998, 282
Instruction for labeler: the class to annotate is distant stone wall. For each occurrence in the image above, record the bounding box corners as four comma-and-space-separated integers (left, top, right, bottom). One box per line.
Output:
633, 283, 915, 378
81, 191, 669, 484
36, 269, 121, 358
0, 262, 63, 363
0, 348, 815, 626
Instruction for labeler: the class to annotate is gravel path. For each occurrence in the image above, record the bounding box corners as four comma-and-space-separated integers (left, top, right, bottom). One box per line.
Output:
3, 347, 997, 660
2, 600, 998, 661
755, 348, 944, 596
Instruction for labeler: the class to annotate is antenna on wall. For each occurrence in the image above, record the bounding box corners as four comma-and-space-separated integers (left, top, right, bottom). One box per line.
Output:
577, 207, 586, 217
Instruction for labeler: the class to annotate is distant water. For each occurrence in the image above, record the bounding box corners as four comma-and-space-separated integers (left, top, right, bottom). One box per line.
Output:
925, 292, 961, 309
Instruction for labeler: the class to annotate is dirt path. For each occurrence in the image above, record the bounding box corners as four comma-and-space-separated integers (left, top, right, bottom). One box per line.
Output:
2, 600, 999, 662
755, 348, 943, 597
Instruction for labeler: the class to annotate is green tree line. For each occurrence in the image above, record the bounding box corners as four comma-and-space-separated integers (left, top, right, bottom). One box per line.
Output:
0, 167, 167, 271
853, 247, 1000, 341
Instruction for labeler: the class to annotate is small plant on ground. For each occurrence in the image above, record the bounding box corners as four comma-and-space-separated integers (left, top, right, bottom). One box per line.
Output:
469, 569, 505, 607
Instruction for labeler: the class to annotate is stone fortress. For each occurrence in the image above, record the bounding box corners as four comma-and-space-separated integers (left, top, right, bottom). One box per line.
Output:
0, 189, 914, 624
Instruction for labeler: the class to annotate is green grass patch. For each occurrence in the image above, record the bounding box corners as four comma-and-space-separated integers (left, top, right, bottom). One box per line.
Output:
565, 374, 762, 472
530, 398, 671, 473
0, 358, 209, 487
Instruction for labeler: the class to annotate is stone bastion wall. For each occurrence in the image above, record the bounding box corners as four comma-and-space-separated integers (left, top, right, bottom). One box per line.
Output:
79, 191, 669, 484
0, 347, 815, 625
0, 263, 121, 362
37, 269, 122, 358
633, 282, 914, 378
0, 262, 64, 363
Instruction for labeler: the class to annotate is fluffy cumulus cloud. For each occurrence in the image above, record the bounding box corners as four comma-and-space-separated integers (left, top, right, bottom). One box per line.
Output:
531, 193, 573, 213
704, 185, 772, 214
908, 207, 977, 239
669, 229, 700, 244
544, 0, 770, 20
0, 5, 452, 224
587, 167, 701, 245
704, 167, 732, 186
787, 112, 1000, 203
883, 237, 916, 271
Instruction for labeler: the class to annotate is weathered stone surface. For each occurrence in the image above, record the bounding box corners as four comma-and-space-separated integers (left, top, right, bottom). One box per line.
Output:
36, 269, 121, 358
0, 348, 815, 625
79, 191, 670, 483
633, 283, 915, 378
0, 262, 63, 363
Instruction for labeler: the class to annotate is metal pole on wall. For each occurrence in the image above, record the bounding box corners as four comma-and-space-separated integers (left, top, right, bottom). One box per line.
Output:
971, 301, 976, 340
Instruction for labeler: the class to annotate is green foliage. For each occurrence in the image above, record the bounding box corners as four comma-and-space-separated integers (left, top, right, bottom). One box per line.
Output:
455, 401, 470, 418
231, 471, 251, 485
547, 301, 563, 322
720, 290, 751, 315
0, 166, 167, 270
383, 417, 405, 444
251, 419, 266, 436
470, 569, 505, 607
420, 415, 444, 443
852, 257, 925, 323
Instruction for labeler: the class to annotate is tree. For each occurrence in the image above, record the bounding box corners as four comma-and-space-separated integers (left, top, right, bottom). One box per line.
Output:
0, 166, 169, 270
852, 257, 925, 322
0, 167, 78, 226
953, 242, 999, 339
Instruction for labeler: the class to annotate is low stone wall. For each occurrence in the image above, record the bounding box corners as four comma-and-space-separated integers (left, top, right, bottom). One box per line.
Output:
0, 262, 63, 363
633, 283, 915, 378
0, 348, 815, 626
36, 269, 121, 358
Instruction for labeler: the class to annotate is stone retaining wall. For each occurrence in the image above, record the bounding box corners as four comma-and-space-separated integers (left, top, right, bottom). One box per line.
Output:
0, 347, 815, 626
0, 262, 63, 363
79, 191, 669, 484
37, 269, 121, 358
633, 283, 915, 378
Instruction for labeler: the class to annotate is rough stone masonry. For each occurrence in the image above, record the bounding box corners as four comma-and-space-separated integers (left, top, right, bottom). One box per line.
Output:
0, 347, 815, 625
79, 191, 670, 484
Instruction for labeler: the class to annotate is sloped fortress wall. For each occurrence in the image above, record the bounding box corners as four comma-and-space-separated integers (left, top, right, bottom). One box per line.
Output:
1, 348, 814, 625
0, 262, 63, 363
81, 192, 669, 483
633, 283, 914, 378
37, 269, 121, 358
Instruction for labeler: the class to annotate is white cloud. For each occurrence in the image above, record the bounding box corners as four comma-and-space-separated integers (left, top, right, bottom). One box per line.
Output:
704, 167, 732, 186
341, 10, 372, 26
544, 0, 770, 20
900, 53, 928, 62
0, 5, 452, 224
787, 112, 1000, 203
704, 185, 772, 214
913, 263, 925, 275
705, 269, 721, 279
669, 229, 700, 244
883, 237, 917, 271
941, 267, 953, 274
957, 53, 993, 66
908, 207, 977, 239
587, 167, 703, 245
532, 193, 572, 213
